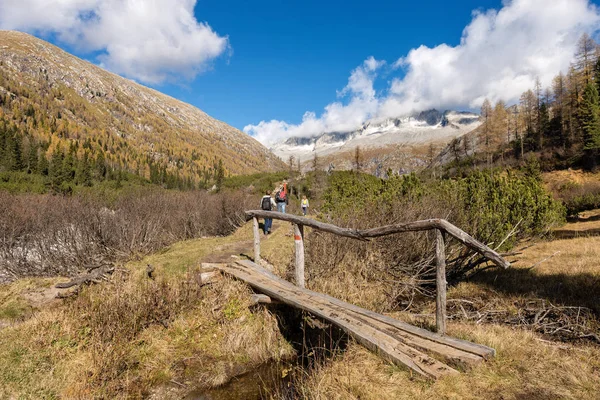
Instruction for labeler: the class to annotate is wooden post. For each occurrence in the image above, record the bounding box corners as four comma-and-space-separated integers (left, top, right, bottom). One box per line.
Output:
435, 229, 447, 335
293, 223, 305, 288
253, 217, 261, 264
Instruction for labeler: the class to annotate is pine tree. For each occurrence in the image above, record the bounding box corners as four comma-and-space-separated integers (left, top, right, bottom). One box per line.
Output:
552, 73, 568, 148
354, 146, 362, 173
63, 146, 76, 182
75, 151, 92, 186
215, 159, 225, 192
95, 151, 107, 181
27, 141, 38, 174
481, 99, 493, 166
580, 83, 600, 168
7, 132, 24, 171
311, 152, 319, 171
49, 146, 65, 190
37, 151, 49, 176
538, 102, 550, 149
575, 33, 597, 84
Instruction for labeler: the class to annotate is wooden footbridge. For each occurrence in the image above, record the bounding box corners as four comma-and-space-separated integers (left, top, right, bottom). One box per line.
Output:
206, 211, 510, 379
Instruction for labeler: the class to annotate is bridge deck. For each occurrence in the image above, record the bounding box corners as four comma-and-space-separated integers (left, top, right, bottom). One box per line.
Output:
211, 259, 495, 380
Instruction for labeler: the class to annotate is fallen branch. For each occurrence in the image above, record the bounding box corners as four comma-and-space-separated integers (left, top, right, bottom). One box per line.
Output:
526, 251, 561, 271
55, 264, 114, 289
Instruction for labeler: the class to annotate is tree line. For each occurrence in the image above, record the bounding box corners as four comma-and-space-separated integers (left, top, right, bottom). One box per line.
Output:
456, 33, 600, 171
0, 117, 226, 193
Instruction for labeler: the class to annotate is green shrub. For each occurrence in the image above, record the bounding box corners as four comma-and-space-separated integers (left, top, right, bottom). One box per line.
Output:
555, 180, 600, 216
322, 169, 565, 250
222, 171, 289, 194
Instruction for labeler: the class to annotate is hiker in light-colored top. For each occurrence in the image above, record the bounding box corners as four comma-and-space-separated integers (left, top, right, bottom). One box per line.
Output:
275, 181, 288, 213
301, 195, 309, 216
260, 190, 277, 235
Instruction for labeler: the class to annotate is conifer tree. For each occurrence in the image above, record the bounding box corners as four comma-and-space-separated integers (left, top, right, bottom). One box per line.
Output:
27, 142, 38, 174
37, 152, 49, 176
7, 132, 24, 171
49, 146, 65, 190
580, 83, 600, 168
76, 151, 92, 186
481, 99, 493, 166
215, 159, 225, 192
538, 103, 550, 149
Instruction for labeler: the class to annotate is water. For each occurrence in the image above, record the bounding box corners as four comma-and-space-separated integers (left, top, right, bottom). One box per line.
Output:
185, 362, 289, 400
186, 306, 349, 400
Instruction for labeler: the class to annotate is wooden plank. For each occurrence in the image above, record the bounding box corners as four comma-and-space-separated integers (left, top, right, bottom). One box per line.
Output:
205, 263, 480, 366
245, 211, 510, 269
252, 217, 261, 263
357, 219, 508, 269
220, 262, 458, 379
293, 223, 305, 288
246, 210, 366, 240
436, 229, 447, 335
250, 294, 274, 305
234, 259, 495, 359
200, 262, 226, 272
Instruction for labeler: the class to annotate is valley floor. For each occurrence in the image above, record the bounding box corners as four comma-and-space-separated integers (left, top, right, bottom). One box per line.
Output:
0, 216, 599, 399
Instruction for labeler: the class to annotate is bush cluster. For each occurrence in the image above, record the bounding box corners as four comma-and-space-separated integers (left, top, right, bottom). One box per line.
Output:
0, 188, 251, 281
555, 180, 600, 216
323, 169, 564, 250
306, 170, 565, 311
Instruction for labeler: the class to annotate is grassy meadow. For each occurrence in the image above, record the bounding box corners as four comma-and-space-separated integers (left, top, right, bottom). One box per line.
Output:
0, 168, 599, 399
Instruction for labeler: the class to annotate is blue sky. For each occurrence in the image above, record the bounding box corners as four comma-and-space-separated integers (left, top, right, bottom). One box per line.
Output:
1, 0, 599, 144
172, 0, 503, 128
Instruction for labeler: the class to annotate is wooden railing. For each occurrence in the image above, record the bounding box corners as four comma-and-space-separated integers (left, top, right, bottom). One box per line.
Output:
246, 210, 510, 335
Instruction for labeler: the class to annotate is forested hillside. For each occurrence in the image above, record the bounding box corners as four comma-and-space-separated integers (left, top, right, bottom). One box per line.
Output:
445, 33, 600, 173
0, 31, 284, 192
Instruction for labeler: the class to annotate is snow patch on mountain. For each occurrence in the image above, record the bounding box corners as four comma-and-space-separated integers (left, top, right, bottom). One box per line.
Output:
271, 109, 480, 163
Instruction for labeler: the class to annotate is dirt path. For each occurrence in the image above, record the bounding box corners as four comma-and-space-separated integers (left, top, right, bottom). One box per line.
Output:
552, 209, 600, 239
197, 239, 254, 263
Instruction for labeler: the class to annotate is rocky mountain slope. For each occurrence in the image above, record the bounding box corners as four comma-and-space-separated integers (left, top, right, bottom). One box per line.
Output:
272, 109, 480, 173
0, 30, 283, 180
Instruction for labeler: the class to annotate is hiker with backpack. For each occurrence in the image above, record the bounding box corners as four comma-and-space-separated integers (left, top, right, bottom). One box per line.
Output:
275, 181, 288, 213
260, 190, 277, 235
301, 195, 309, 216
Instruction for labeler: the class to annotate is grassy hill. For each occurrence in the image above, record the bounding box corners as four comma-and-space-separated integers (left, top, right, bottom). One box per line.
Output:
0, 31, 284, 188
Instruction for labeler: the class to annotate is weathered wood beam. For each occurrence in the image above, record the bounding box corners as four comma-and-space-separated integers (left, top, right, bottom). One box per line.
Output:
252, 217, 261, 263
250, 294, 274, 305
435, 229, 447, 335
361, 219, 510, 269
245, 210, 366, 241
200, 271, 219, 285
221, 260, 459, 379
233, 260, 494, 360
234, 260, 495, 359
293, 223, 305, 288
245, 211, 510, 269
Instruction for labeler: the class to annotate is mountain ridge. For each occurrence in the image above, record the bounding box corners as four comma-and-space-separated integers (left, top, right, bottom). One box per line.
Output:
271, 109, 481, 172
0, 30, 283, 182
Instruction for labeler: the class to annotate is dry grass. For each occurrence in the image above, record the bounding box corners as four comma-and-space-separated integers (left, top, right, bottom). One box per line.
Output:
542, 169, 600, 195
292, 324, 600, 400
0, 222, 295, 399
276, 223, 600, 400
542, 170, 600, 216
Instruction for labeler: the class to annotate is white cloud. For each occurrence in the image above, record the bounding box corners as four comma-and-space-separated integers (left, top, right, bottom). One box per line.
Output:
0, 0, 229, 84
246, 0, 600, 146
245, 57, 384, 145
